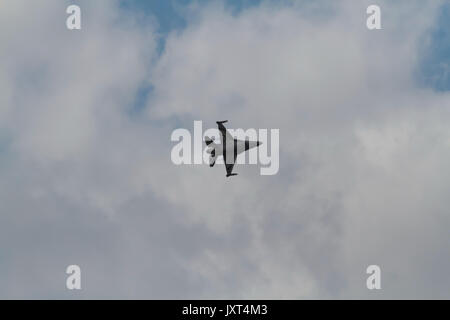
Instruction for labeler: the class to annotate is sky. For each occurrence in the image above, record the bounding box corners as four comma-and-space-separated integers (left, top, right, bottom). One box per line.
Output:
0, 0, 450, 299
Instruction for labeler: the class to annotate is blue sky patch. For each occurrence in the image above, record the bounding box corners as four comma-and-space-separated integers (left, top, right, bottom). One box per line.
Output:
419, 2, 450, 91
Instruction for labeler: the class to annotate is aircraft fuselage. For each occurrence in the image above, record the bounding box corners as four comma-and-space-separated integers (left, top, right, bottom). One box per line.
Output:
215, 139, 261, 164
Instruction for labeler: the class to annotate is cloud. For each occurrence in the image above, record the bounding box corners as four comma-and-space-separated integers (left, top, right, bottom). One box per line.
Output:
0, 0, 449, 298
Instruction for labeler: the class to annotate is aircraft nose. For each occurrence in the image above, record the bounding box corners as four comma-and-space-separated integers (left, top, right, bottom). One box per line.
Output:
257, 141, 262, 146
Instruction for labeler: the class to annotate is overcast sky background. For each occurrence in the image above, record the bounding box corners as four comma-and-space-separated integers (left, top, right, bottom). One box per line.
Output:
0, 0, 449, 299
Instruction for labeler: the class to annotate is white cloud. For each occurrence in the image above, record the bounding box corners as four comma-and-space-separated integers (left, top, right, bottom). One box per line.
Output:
0, 0, 449, 298
146, 0, 450, 298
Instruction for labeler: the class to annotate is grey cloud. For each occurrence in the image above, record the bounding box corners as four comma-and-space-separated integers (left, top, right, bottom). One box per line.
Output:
0, 0, 449, 299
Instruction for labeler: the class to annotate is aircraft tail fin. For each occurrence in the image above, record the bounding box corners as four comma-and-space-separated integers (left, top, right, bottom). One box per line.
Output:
209, 157, 216, 167
205, 136, 215, 146
205, 136, 217, 167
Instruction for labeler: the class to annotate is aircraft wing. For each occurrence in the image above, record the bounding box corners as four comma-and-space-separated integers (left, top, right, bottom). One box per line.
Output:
217, 120, 234, 144
225, 154, 237, 177
217, 121, 238, 177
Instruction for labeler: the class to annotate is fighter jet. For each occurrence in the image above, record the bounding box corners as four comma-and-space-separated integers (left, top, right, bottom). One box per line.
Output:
205, 121, 262, 177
